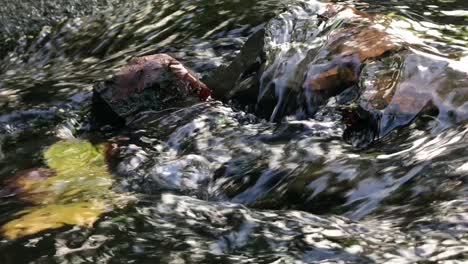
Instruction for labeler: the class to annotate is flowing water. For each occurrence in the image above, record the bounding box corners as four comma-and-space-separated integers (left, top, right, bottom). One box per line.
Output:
0, 0, 468, 263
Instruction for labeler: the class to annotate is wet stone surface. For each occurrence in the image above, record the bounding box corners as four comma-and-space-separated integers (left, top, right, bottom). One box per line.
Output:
92, 54, 211, 126
205, 1, 468, 146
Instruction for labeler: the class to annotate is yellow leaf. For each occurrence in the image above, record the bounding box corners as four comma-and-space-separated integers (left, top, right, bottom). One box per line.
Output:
2, 201, 106, 240
1, 140, 133, 240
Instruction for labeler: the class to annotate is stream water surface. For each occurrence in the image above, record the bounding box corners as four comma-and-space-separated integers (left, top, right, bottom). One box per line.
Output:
0, 0, 468, 263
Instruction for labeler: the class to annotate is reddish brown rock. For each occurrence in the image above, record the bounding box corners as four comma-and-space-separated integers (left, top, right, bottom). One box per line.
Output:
303, 6, 400, 104
92, 53, 211, 126
111, 54, 211, 101
330, 27, 399, 62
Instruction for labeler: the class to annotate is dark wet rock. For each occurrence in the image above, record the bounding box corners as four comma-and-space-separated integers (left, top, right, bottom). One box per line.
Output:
340, 104, 380, 148
205, 29, 266, 106
91, 54, 211, 126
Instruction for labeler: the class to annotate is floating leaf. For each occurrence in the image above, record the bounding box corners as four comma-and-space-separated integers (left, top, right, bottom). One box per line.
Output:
1, 140, 132, 240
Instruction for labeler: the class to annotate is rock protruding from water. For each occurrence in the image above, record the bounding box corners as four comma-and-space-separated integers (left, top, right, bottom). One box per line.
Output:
92, 54, 211, 126
205, 1, 468, 146
206, 3, 399, 120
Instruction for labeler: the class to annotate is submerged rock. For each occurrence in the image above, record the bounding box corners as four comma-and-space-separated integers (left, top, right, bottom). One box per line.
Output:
343, 50, 468, 146
92, 54, 211, 126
